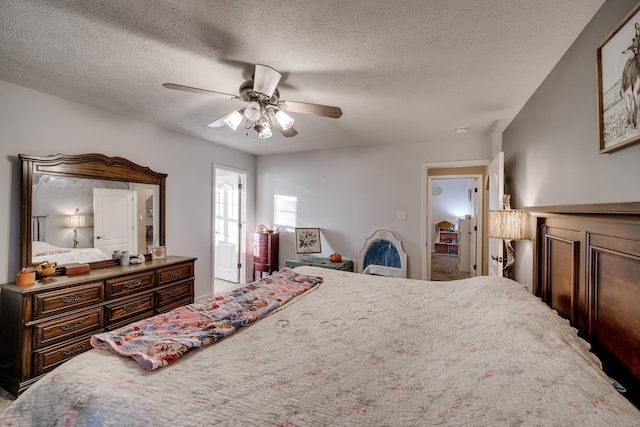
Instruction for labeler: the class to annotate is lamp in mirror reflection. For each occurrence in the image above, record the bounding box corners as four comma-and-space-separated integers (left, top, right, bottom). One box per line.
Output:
67, 208, 86, 248
488, 209, 528, 279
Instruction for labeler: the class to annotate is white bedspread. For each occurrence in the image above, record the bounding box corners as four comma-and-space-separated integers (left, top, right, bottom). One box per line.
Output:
2, 268, 639, 426
32, 241, 110, 265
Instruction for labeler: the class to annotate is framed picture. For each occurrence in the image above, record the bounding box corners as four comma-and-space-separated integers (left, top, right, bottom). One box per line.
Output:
151, 246, 166, 260
295, 228, 321, 254
597, 3, 640, 153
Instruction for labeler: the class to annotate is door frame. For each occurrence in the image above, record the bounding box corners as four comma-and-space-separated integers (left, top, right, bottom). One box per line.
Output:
421, 160, 490, 280
212, 165, 247, 295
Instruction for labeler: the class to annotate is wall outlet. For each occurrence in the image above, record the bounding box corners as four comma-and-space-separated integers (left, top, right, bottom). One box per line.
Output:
397, 210, 407, 220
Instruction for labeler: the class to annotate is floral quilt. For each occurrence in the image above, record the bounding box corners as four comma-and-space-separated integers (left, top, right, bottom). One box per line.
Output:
2, 267, 640, 426
90, 268, 322, 370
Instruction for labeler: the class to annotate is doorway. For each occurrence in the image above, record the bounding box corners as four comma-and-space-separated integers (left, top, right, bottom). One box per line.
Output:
421, 160, 489, 280
213, 166, 247, 293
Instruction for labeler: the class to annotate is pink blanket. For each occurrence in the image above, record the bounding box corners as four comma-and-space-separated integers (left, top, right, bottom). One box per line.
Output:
90, 268, 322, 370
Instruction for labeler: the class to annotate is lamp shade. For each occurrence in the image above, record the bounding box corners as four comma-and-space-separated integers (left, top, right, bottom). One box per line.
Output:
488, 209, 528, 240
67, 209, 86, 229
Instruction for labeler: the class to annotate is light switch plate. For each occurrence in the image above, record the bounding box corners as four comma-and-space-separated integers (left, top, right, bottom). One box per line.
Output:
397, 210, 407, 220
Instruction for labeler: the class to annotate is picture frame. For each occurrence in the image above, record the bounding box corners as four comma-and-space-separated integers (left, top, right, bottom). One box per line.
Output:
597, 3, 640, 153
151, 246, 166, 260
295, 228, 321, 254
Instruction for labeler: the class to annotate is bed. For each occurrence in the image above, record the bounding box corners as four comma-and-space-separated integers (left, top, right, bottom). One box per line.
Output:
31, 241, 111, 266
2, 204, 640, 425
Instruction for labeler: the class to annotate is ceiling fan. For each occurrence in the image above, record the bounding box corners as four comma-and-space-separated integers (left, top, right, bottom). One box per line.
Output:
163, 64, 342, 139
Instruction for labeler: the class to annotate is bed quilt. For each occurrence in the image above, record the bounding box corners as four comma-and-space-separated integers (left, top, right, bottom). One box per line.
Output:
90, 268, 322, 370
2, 268, 640, 426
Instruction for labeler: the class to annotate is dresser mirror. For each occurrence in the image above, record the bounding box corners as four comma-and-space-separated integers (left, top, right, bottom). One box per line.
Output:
20, 153, 167, 270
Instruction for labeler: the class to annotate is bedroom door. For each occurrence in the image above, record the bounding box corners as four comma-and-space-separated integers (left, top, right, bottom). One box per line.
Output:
214, 167, 245, 284
488, 152, 504, 277
94, 188, 135, 256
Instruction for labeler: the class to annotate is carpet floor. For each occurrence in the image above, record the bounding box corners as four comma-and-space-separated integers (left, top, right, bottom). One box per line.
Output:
0, 387, 15, 413
431, 254, 472, 281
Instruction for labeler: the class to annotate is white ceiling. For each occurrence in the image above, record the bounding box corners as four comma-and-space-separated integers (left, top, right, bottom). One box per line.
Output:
0, 0, 605, 156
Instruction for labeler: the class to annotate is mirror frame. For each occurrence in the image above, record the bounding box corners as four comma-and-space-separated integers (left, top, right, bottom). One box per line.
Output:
20, 153, 167, 270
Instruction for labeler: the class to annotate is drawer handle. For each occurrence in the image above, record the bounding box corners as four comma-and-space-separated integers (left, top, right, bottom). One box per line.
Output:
168, 269, 184, 278
61, 343, 86, 356
123, 302, 142, 312
124, 280, 142, 289
59, 292, 85, 304
60, 320, 85, 331
168, 289, 183, 297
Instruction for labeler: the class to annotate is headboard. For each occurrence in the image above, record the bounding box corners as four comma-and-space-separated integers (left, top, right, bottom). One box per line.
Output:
359, 229, 407, 278
527, 202, 640, 404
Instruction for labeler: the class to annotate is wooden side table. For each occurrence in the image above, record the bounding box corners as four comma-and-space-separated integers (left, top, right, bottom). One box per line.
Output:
253, 232, 279, 280
285, 257, 354, 272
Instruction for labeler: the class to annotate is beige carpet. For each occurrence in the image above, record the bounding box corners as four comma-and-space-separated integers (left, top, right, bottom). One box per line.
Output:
431, 254, 471, 281
0, 387, 15, 413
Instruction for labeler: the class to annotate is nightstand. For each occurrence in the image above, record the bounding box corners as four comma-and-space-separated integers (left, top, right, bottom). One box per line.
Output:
285, 257, 354, 272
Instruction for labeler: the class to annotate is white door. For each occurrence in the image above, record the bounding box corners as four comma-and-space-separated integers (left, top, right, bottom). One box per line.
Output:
214, 169, 243, 283
469, 183, 478, 277
488, 152, 505, 277
94, 188, 134, 256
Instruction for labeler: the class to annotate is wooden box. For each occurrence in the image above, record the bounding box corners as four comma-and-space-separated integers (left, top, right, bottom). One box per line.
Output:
65, 263, 91, 276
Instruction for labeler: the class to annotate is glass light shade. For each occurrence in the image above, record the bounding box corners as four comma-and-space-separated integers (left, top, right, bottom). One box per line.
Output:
244, 101, 261, 122
67, 214, 86, 229
488, 209, 528, 240
223, 110, 244, 130
254, 124, 272, 138
275, 110, 294, 130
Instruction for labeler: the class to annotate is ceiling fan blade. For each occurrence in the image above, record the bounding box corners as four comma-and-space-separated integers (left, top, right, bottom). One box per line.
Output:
163, 83, 236, 99
279, 125, 298, 137
253, 64, 281, 98
281, 100, 343, 119
207, 111, 234, 128
268, 110, 298, 137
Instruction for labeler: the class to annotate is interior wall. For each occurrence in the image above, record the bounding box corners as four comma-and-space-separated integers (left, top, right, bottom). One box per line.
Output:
0, 80, 256, 299
502, 0, 640, 287
256, 139, 493, 279
431, 178, 474, 228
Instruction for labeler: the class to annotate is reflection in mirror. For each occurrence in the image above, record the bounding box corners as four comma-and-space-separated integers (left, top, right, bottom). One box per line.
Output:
31, 174, 160, 265
21, 153, 167, 270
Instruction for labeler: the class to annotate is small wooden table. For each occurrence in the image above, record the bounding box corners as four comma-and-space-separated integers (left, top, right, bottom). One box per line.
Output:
285, 257, 354, 272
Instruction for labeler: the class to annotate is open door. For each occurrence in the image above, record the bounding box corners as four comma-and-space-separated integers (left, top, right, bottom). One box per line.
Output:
94, 188, 134, 256
214, 168, 244, 283
488, 152, 504, 277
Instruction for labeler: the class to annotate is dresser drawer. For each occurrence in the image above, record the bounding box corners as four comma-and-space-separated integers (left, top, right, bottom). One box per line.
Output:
156, 263, 193, 286
105, 293, 154, 325
33, 333, 96, 376
156, 297, 192, 314
106, 310, 154, 331
106, 272, 155, 299
33, 307, 104, 349
33, 282, 104, 319
155, 280, 193, 308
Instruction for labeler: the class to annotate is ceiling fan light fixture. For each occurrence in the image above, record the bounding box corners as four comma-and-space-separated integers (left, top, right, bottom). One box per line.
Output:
275, 110, 294, 130
223, 109, 244, 130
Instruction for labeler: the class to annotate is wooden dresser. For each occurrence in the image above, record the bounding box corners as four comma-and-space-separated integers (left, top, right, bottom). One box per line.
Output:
0, 255, 196, 396
253, 232, 279, 280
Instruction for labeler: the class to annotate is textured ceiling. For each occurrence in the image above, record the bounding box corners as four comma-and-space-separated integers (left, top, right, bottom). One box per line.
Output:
0, 0, 605, 155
